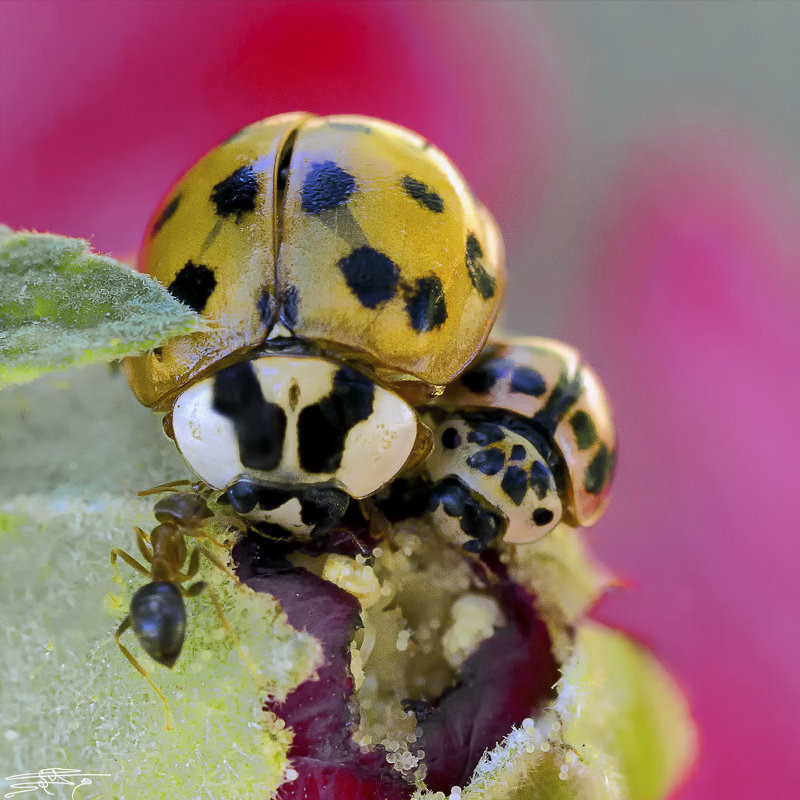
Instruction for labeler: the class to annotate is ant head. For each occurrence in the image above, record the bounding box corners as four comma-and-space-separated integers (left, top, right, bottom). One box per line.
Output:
130, 582, 186, 668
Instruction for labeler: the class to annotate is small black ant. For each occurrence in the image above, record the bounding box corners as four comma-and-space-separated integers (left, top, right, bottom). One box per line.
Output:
111, 484, 255, 729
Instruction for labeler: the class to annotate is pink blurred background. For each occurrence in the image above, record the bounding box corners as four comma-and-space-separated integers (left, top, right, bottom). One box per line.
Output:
2, 1, 799, 797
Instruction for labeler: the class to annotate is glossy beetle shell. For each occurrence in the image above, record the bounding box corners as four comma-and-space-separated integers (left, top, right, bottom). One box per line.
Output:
437, 337, 616, 528
124, 113, 504, 410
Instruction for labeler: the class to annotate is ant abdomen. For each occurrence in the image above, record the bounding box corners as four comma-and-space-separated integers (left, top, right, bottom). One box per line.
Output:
130, 582, 186, 668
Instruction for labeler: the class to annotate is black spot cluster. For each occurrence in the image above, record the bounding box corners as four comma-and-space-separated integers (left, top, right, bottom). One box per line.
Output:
167, 260, 217, 313
299, 160, 456, 332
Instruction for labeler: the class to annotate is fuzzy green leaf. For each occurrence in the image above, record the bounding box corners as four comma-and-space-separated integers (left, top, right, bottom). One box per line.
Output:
0, 226, 201, 388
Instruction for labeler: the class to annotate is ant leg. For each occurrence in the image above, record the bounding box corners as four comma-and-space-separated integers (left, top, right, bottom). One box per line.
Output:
181, 576, 261, 682
135, 527, 154, 563
115, 616, 173, 730
137, 479, 194, 497
110, 548, 150, 582
179, 527, 228, 549
176, 547, 201, 582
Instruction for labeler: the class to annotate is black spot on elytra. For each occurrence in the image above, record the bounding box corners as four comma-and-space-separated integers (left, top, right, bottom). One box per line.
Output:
510, 366, 547, 397
467, 423, 505, 446
210, 165, 259, 220
500, 466, 528, 505
167, 261, 217, 313
584, 444, 615, 495
532, 507, 554, 526
402, 176, 444, 213
460, 357, 512, 393
301, 160, 356, 213
465, 232, 496, 300
405, 276, 447, 332
509, 444, 526, 461
441, 427, 461, 449
297, 367, 375, 473
570, 411, 598, 451
529, 461, 552, 500
466, 447, 505, 476
280, 285, 299, 329
532, 371, 583, 437
212, 362, 287, 471
152, 195, 181, 235
338, 246, 400, 308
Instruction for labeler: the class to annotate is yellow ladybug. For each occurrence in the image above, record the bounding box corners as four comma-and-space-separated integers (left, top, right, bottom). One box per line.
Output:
124, 113, 614, 547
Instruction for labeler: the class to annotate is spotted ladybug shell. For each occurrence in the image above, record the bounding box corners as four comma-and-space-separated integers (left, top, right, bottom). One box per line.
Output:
125, 114, 504, 410
438, 337, 616, 528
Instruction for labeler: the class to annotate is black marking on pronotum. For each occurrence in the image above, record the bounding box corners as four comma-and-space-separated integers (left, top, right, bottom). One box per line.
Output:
301, 160, 356, 213
460, 357, 512, 394
280, 285, 299, 329
509, 444, 526, 462
152, 195, 181, 235
297, 366, 375, 473
441, 427, 461, 449
465, 232, 496, 300
212, 362, 287, 471
467, 423, 505, 446
288, 380, 300, 412
584, 444, 615, 495
570, 410, 598, 451
532, 507, 554, 527
500, 466, 528, 506
529, 461, 552, 500
405, 276, 447, 332
532, 371, 583, 437
429, 476, 503, 552
510, 366, 547, 397
210, 165, 260, 220
338, 246, 400, 308
167, 261, 217, 313
466, 448, 505, 476
402, 176, 444, 213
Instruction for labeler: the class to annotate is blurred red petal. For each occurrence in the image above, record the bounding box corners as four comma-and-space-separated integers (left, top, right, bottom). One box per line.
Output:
0, 1, 562, 256
572, 122, 800, 799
